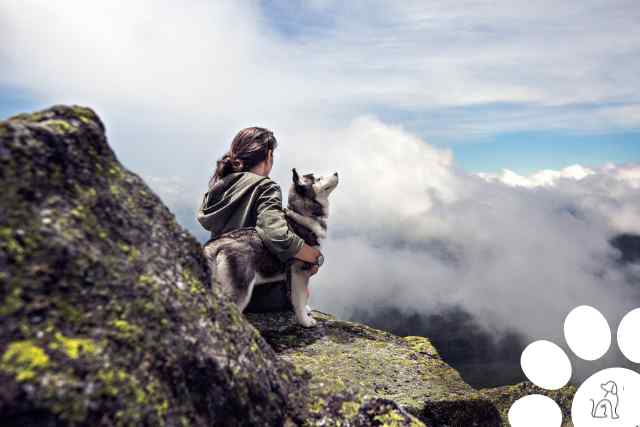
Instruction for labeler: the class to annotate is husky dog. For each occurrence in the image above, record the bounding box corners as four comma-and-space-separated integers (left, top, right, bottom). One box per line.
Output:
202, 168, 338, 327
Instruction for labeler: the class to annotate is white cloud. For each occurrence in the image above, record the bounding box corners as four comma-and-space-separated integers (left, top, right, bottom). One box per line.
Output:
476, 164, 596, 188
290, 118, 638, 381
2, 0, 640, 140
2, 0, 639, 381
474, 162, 640, 234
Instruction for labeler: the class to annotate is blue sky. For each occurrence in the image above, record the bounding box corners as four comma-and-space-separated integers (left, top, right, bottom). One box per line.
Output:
256, 0, 640, 174
1, 84, 638, 175
450, 130, 640, 174
2, 1, 638, 177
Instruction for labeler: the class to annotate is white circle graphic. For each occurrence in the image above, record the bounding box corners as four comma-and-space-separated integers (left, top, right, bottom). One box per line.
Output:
521, 340, 572, 390
564, 305, 611, 361
571, 367, 640, 427
617, 308, 640, 363
508, 394, 562, 427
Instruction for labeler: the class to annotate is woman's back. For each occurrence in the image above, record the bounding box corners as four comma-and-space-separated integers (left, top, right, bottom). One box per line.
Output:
197, 171, 270, 238
197, 171, 305, 263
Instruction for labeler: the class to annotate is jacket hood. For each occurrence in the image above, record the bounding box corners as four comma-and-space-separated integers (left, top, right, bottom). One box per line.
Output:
196, 172, 269, 236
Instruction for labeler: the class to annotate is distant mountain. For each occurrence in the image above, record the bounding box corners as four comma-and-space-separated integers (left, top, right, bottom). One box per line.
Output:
349, 305, 526, 389
610, 233, 640, 264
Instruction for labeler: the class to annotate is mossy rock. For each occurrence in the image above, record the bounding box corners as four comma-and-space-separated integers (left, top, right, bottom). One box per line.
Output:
247, 310, 497, 425
480, 381, 576, 426
247, 310, 578, 426
0, 105, 311, 426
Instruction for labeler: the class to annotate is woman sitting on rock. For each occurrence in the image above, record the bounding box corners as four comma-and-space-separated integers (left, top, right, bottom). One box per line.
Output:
196, 127, 322, 310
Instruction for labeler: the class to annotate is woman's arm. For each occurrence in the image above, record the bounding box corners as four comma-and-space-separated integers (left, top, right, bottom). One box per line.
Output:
255, 180, 310, 262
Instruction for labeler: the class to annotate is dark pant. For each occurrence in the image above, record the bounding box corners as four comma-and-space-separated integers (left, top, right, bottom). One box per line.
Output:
244, 280, 294, 312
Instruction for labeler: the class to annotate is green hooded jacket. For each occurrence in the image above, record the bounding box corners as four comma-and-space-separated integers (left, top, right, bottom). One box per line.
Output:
196, 171, 305, 263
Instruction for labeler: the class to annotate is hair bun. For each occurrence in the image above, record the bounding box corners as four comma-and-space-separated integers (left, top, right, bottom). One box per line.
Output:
231, 158, 243, 170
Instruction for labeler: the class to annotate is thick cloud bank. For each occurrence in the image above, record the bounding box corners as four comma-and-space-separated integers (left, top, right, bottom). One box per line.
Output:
280, 118, 639, 384
161, 117, 639, 383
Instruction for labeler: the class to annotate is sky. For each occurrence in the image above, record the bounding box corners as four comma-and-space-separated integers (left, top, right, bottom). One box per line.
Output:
2, 1, 640, 384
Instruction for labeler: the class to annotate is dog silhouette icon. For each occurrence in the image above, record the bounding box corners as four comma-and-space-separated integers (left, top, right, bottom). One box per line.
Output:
590, 380, 619, 419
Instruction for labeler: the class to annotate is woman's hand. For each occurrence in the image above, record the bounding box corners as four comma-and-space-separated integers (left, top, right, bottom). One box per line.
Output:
294, 243, 322, 264
294, 244, 321, 276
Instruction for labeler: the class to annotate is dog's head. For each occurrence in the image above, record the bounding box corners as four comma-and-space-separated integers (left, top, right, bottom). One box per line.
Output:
288, 168, 339, 216
600, 381, 618, 396
292, 168, 339, 200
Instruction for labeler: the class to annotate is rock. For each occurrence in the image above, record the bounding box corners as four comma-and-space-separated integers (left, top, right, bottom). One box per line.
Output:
247, 310, 576, 426
249, 311, 476, 425
0, 104, 575, 426
481, 382, 577, 426
0, 105, 309, 426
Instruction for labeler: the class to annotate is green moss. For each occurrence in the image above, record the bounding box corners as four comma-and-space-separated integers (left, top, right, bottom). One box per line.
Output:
339, 401, 360, 419
127, 247, 141, 262
135, 388, 147, 404
1, 227, 25, 263
50, 332, 99, 359
70, 106, 96, 123
309, 398, 326, 414
111, 319, 142, 337
1, 340, 50, 382
0, 286, 23, 317
181, 269, 203, 294
374, 410, 408, 426
57, 299, 83, 324
9, 111, 45, 121
70, 206, 87, 220
86, 187, 97, 199
97, 369, 129, 396
138, 274, 157, 286
108, 165, 125, 180
117, 241, 141, 262
45, 119, 75, 134
156, 400, 169, 417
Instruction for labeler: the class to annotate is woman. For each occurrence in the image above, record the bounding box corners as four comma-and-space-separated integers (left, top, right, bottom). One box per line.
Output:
196, 127, 322, 286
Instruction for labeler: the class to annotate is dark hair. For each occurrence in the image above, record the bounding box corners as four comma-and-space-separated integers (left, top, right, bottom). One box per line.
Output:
209, 127, 278, 187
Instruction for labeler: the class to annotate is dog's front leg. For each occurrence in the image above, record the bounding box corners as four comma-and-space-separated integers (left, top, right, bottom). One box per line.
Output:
290, 266, 316, 327
285, 208, 326, 239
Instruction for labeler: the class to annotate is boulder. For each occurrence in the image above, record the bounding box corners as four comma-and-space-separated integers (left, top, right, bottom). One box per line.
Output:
0, 105, 309, 426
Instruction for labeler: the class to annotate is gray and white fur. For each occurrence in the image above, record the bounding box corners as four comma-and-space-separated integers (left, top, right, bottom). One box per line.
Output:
202, 168, 338, 327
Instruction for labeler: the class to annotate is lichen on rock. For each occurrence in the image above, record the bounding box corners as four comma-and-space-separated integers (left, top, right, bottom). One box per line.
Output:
247, 310, 501, 425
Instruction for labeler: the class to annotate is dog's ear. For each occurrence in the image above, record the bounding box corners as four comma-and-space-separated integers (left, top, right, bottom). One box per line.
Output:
292, 168, 306, 193
601, 381, 617, 394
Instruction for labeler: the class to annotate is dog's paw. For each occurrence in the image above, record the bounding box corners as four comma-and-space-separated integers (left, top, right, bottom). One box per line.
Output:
298, 315, 317, 328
